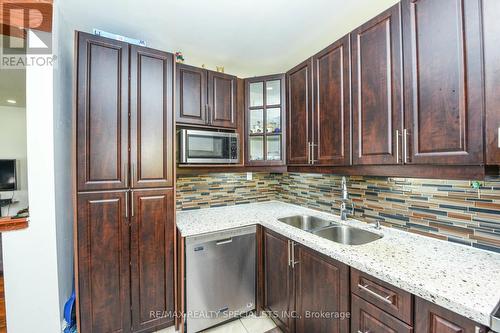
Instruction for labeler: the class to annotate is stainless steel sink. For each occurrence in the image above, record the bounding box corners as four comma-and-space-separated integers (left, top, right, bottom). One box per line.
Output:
312, 225, 382, 245
278, 215, 334, 231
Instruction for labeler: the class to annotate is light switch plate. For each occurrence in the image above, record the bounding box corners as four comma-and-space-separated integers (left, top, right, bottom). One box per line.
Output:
246, 172, 253, 181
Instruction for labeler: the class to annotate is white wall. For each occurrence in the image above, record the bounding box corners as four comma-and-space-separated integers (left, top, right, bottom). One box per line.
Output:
52, 1, 75, 323
0, 106, 28, 217
1, 32, 64, 332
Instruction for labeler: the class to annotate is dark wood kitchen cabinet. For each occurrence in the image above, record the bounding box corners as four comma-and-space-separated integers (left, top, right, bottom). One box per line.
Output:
130, 189, 175, 332
176, 64, 207, 126
75, 32, 176, 333
263, 229, 350, 333
77, 191, 131, 333
76, 32, 130, 191
130, 46, 174, 188
351, 3, 403, 166
483, 0, 500, 165
415, 297, 487, 333
402, 0, 484, 165
295, 245, 349, 333
263, 229, 294, 333
207, 71, 237, 128
286, 59, 313, 165
176, 63, 237, 129
352, 294, 413, 333
312, 35, 351, 166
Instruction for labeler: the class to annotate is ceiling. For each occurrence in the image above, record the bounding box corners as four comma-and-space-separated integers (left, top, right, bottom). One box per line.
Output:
0, 35, 26, 108
58, 0, 399, 77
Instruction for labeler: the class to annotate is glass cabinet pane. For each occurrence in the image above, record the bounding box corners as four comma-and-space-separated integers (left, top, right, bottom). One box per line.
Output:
266, 80, 281, 106
266, 135, 281, 160
250, 82, 264, 107
249, 109, 264, 134
250, 137, 264, 161
266, 108, 281, 134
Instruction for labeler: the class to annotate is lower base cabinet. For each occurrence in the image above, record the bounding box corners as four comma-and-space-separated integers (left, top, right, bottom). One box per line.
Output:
415, 297, 487, 333
77, 189, 175, 333
263, 229, 294, 333
295, 245, 349, 333
263, 228, 349, 333
352, 294, 413, 333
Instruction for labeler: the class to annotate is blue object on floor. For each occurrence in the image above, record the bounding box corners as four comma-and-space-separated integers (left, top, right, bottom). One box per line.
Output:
63, 287, 77, 333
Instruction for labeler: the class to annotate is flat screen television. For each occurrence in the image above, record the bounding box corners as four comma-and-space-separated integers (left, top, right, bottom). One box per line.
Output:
0, 160, 17, 191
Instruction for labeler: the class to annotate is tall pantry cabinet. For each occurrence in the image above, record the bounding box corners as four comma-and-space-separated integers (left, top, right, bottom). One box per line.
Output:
75, 32, 176, 333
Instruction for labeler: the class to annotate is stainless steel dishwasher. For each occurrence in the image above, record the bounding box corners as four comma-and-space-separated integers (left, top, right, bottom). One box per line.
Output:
185, 225, 256, 333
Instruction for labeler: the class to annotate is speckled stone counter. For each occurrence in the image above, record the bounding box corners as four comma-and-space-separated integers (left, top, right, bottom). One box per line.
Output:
176, 201, 500, 327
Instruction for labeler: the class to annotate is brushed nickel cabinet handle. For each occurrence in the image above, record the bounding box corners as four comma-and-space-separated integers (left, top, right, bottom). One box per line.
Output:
498, 127, 500, 148
403, 129, 409, 164
396, 129, 400, 163
358, 284, 393, 304
131, 190, 135, 217
287, 240, 291, 267
291, 242, 299, 268
310, 143, 317, 164
358, 330, 371, 333
125, 191, 128, 218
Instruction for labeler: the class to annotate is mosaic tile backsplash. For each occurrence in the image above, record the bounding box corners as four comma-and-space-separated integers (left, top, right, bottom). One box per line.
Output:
176, 173, 500, 253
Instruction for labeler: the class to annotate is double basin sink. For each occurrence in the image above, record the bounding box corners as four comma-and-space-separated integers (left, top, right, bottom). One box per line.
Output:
277, 215, 382, 245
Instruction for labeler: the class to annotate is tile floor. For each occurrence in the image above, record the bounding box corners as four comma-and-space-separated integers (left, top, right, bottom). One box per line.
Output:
155, 313, 279, 333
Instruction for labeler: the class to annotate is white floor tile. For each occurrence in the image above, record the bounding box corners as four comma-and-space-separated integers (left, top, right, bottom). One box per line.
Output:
201, 319, 248, 333
240, 313, 276, 333
155, 326, 177, 333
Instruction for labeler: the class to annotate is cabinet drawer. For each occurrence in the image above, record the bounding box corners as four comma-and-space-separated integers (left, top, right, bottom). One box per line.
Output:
352, 294, 413, 333
351, 269, 413, 325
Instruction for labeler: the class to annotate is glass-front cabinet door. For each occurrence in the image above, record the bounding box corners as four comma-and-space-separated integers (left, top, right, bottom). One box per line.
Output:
245, 74, 286, 165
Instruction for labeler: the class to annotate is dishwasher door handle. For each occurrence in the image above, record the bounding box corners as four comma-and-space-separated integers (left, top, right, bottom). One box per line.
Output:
216, 238, 233, 246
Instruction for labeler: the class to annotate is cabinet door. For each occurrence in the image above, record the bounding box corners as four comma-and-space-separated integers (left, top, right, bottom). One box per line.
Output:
351, 4, 403, 165
415, 297, 486, 333
130, 189, 175, 332
287, 59, 313, 165
176, 64, 208, 126
130, 46, 174, 189
207, 71, 238, 128
264, 229, 294, 333
402, 0, 484, 165
295, 246, 349, 333
313, 35, 351, 166
77, 191, 131, 333
76, 32, 129, 191
351, 294, 413, 333
483, 0, 500, 164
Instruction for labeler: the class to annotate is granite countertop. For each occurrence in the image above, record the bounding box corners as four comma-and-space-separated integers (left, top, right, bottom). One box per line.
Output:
176, 201, 500, 327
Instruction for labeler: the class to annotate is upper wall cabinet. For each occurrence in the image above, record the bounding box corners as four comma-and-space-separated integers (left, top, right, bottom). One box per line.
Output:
76, 33, 130, 191
287, 59, 313, 166
245, 74, 286, 166
312, 35, 351, 166
176, 63, 238, 129
208, 71, 238, 128
351, 4, 403, 166
483, 0, 500, 165
130, 46, 174, 188
176, 64, 207, 126
402, 0, 484, 165
76, 32, 174, 191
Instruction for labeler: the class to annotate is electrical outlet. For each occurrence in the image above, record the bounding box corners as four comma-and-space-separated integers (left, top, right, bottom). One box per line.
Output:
246, 172, 252, 181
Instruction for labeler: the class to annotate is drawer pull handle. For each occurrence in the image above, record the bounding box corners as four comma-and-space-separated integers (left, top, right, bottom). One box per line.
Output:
358, 284, 393, 304
358, 330, 371, 333
216, 238, 233, 246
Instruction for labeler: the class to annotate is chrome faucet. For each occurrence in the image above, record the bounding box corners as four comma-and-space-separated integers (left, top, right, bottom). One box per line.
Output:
340, 176, 354, 221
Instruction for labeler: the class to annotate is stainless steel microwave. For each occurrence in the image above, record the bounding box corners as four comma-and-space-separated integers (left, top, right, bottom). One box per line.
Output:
178, 129, 239, 164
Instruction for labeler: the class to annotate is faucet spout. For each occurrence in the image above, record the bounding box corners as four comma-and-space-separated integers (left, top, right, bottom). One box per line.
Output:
339, 177, 354, 221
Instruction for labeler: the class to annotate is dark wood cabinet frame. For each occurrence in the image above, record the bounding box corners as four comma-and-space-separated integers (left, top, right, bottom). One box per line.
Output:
244, 74, 287, 166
